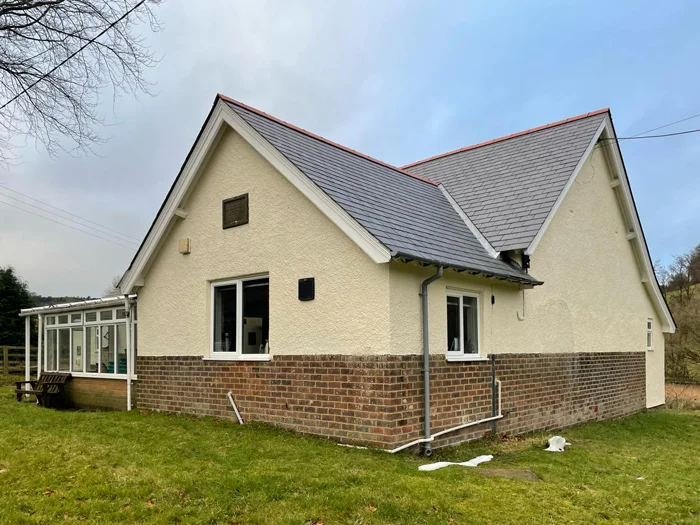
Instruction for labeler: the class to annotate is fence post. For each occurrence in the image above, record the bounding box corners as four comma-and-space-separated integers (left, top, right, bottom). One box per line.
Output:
2, 346, 7, 375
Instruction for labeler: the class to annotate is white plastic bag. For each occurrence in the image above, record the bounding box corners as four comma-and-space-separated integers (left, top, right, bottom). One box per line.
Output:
545, 436, 571, 452
419, 454, 493, 471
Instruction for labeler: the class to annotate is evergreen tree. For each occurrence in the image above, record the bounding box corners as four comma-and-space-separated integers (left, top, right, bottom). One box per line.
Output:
0, 267, 34, 345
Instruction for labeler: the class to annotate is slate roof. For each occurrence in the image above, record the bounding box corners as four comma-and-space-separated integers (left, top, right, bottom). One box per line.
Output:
223, 97, 538, 285
403, 110, 608, 251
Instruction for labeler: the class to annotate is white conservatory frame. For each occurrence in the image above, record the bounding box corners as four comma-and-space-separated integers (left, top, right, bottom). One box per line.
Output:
19, 295, 138, 410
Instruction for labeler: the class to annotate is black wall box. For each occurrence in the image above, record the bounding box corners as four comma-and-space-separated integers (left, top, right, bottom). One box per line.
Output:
298, 278, 315, 301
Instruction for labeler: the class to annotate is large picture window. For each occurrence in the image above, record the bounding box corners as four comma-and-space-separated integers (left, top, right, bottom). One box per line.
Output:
446, 291, 481, 360
211, 276, 269, 360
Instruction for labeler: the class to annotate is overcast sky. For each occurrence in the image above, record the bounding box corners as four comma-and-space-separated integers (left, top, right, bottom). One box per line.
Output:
1, 0, 699, 297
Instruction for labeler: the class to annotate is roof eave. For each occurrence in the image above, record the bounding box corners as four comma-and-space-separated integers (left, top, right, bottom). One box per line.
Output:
392, 252, 543, 286
19, 295, 137, 317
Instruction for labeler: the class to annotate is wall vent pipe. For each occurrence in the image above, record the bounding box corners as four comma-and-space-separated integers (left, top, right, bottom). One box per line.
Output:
227, 392, 244, 424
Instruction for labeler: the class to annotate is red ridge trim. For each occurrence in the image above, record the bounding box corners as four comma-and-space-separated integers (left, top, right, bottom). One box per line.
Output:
401, 108, 610, 169
217, 93, 438, 186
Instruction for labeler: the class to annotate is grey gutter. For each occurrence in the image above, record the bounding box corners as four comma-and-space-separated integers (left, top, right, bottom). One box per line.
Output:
391, 251, 543, 286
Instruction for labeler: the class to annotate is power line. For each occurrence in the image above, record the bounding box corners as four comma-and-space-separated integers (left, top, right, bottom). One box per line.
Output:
600, 127, 700, 142
632, 111, 700, 137
0, 186, 140, 242
0, 199, 137, 250
0, 0, 147, 111
0, 190, 140, 247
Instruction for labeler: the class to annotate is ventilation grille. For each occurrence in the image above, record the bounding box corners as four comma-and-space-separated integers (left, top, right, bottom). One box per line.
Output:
222, 194, 249, 229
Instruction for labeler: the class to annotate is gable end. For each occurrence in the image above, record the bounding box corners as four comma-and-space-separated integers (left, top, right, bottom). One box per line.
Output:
119, 99, 391, 293
526, 115, 675, 333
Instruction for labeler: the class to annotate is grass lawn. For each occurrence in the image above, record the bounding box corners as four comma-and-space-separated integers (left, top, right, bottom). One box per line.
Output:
1, 388, 700, 524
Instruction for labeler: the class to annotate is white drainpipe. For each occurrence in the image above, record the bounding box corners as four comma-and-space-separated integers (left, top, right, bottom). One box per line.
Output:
227, 392, 244, 424
24, 316, 30, 391
125, 297, 132, 411
37, 314, 43, 380
389, 378, 503, 454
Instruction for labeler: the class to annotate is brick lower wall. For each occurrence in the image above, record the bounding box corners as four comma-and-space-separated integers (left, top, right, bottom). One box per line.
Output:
65, 377, 127, 411
134, 352, 646, 449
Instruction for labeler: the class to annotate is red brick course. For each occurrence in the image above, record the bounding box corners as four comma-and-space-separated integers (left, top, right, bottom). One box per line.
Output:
65, 377, 127, 411
134, 352, 646, 449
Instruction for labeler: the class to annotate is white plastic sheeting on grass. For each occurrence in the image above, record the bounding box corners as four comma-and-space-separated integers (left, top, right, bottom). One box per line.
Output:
545, 436, 571, 452
418, 454, 493, 471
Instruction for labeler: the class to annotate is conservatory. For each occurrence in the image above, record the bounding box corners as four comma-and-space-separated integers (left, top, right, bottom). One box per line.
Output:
18, 295, 137, 410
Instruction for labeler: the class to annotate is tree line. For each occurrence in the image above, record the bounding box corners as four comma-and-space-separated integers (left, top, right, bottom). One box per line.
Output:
655, 243, 700, 380
0, 266, 95, 346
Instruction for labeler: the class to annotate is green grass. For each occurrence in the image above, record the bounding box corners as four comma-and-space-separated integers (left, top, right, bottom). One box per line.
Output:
1, 372, 20, 388
2, 389, 700, 525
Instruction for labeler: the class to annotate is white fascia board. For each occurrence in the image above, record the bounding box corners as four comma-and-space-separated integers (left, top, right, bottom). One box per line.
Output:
220, 104, 391, 264
439, 184, 500, 258
120, 104, 227, 293
597, 116, 676, 333
525, 116, 675, 333
121, 101, 390, 293
525, 119, 607, 257
19, 295, 137, 316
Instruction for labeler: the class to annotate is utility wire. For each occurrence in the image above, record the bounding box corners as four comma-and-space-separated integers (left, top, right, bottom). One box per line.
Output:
0, 190, 140, 247
0, 186, 140, 242
0, 199, 137, 250
0, 0, 147, 111
631, 112, 700, 137
599, 127, 700, 142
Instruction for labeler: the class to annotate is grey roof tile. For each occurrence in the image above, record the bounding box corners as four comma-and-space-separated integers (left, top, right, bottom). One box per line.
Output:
405, 112, 606, 251
225, 100, 537, 284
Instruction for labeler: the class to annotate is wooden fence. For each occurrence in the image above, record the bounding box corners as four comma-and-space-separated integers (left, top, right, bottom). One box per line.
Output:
1, 345, 38, 375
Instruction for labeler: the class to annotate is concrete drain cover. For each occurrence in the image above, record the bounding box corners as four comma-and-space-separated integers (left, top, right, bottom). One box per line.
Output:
478, 469, 540, 482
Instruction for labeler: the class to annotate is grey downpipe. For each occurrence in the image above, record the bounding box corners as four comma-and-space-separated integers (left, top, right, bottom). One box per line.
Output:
420, 265, 443, 456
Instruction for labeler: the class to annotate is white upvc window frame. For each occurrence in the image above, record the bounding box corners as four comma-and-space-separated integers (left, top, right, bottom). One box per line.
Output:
647, 318, 653, 351
43, 306, 135, 379
54, 312, 82, 327
446, 290, 484, 362
208, 275, 271, 361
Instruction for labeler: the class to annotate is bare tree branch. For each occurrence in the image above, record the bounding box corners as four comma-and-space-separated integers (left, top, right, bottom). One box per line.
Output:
0, 0, 162, 161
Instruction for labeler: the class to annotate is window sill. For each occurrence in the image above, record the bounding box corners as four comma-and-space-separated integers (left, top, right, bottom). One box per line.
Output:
203, 354, 271, 362
446, 355, 489, 363
42, 372, 137, 380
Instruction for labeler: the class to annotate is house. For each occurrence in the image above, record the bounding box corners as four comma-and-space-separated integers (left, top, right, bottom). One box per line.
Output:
19, 94, 675, 453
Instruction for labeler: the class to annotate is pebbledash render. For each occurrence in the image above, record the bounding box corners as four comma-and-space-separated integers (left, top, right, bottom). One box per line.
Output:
20, 94, 674, 453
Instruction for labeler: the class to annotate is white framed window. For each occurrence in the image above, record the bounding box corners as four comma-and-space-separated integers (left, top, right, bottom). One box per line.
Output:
446, 290, 482, 361
43, 305, 135, 377
210, 276, 270, 361
647, 318, 653, 350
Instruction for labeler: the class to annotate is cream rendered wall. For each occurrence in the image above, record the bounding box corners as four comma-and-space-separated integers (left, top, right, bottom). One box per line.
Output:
527, 146, 664, 407
138, 127, 390, 357
388, 146, 665, 406
388, 263, 522, 357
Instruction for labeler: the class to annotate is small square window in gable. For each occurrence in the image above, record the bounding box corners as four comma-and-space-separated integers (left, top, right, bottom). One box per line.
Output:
222, 194, 249, 229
